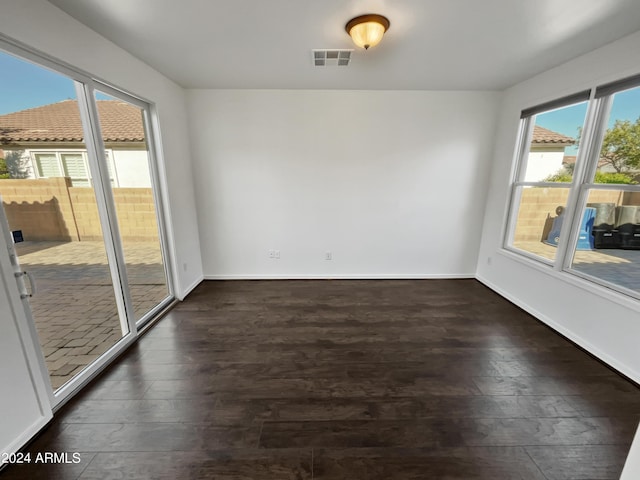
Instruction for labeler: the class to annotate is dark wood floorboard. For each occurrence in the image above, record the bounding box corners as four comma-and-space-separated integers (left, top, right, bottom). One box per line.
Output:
2, 279, 640, 479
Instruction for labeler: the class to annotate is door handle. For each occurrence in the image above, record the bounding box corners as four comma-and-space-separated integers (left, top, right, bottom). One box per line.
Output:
15, 271, 37, 299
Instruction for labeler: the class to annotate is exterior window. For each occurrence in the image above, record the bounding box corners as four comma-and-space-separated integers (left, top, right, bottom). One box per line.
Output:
568, 84, 640, 296
34, 153, 62, 178
505, 97, 589, 263
61, 153, 90, 187
506, 77, 640, 299
32, 150, 116, 187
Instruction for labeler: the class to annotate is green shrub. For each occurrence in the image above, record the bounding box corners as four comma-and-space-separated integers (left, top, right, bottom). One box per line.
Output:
543, 169, 637, 184
593, 171, 637, 184
543, 171, 573, 183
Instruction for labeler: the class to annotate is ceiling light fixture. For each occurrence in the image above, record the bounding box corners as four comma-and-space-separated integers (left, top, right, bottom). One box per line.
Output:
345, 14, 390, 50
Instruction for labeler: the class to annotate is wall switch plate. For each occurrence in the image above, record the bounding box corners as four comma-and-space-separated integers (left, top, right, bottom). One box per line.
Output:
268, 250, 275, 258
325, 251, 332, 260
275, 250, 280, 259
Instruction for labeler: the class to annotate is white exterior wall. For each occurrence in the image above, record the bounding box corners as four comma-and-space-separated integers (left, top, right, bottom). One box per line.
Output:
0, 0, 202, 297
187, 89, 500, 279
17, 148, 151, 188
525, 149, 565, 181
112, 150, 151, 187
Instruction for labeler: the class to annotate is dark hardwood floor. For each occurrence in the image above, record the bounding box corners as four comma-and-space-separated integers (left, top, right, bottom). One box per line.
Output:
3, 279, 640, 479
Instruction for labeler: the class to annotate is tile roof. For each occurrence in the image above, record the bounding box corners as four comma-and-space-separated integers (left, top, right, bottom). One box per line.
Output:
531, 125, 575, 145
0, 99, 144, 144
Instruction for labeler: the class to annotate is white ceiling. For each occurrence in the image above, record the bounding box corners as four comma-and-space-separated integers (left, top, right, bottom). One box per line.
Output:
48, 0, 640, 91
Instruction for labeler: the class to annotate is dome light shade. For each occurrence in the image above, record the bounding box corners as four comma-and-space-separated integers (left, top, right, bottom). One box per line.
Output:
345, 14, 390, 50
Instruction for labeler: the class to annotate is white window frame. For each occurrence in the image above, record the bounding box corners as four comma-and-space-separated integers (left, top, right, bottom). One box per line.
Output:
504, 75, 640, 301
0, 31, 176, 410
503, 91, 592, 267
29, 149, 119, 187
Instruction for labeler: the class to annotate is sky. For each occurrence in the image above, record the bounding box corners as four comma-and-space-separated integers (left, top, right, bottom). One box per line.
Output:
536, 88, 640, 155
0, 51, 111, 114
537, 89, 640, 139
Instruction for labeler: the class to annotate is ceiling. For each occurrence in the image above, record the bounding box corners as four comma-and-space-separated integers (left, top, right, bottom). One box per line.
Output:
48, 0, 640, 91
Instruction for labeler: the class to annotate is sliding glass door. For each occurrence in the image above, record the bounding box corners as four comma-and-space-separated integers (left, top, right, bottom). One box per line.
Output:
0, 44, 173, 403
91, 88, 172, 325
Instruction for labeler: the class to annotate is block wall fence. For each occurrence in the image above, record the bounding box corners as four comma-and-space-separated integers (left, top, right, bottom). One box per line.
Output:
2, 179, 637, 244
0, 178, 158, 242
514, 188, 640, 242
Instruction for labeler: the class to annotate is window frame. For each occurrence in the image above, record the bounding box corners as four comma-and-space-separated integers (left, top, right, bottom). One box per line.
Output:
30, 149, 118, 187
503, 95, 591, 267
504, 79, 640, 301
0, 31, 176, 407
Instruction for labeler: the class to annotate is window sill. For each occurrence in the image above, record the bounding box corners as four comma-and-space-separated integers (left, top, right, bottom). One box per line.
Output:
497, 247, 640, 313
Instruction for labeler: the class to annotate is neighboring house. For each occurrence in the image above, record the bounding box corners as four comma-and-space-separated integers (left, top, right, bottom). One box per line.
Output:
0, 99, 151, 187
526, 125, 576, 181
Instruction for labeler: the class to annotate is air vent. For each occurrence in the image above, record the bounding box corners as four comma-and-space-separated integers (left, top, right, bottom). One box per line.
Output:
312, 49, 353, 67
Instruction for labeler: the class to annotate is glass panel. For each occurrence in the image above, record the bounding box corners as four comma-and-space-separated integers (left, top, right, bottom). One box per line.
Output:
522, 102, 588, 182
0, 50, 130, 391
510, 186, 571, 261
94, 90, 170, 323
590, 85, 640, 184
35, 153, 62, 178
61, 153, 90, 187
570, 189, 640, 294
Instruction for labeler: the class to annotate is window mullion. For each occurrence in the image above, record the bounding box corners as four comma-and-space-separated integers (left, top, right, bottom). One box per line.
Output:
583, 96, 613, 185
514, 116, 534, 183
75, 80, 136, 338
503, 117, 534, 248
554, 92, 605, 271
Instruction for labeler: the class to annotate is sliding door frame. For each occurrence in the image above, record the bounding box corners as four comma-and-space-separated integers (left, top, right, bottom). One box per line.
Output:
0, 34, 176, 408
89, 81, 176, 328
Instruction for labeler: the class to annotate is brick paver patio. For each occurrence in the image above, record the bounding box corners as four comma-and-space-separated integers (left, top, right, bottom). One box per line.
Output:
15, 241, 169, 389
513, 240, 640, 292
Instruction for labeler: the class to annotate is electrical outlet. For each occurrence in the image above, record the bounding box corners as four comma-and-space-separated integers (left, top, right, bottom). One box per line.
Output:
325, 251, 332, 260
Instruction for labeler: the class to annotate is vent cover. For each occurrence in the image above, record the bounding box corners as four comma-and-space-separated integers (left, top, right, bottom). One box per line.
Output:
313, 49, 353, 67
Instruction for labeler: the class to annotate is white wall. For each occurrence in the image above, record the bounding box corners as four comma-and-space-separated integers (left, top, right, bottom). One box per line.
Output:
477, 30, 640, 382
525, 149, 565, 181
622, 423, 640, 479
112, 150, 151, 188
0, 0, 202, 298
188, 89, 500, 278
0, 268, 50, 457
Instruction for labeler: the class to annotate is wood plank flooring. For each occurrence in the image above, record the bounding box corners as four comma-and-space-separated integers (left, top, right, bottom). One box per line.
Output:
3, 279, 640, 479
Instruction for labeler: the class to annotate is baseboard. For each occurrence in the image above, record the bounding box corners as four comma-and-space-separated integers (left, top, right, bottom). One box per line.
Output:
203, 273, 476, 280
1, 415, 50, 464
177, 275, 204, 300
476, 273, 640, 385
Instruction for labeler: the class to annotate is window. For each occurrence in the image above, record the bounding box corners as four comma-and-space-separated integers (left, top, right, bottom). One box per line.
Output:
505, 76, 640, 299
34, 153, 62, 178
568, 83, 640, 295
32, 150, 117, 187
505, 94, 590, 263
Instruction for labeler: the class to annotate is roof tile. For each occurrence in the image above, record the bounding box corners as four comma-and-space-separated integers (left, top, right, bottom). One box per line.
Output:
0, 99, 144, 144
531, 125, 575, 145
